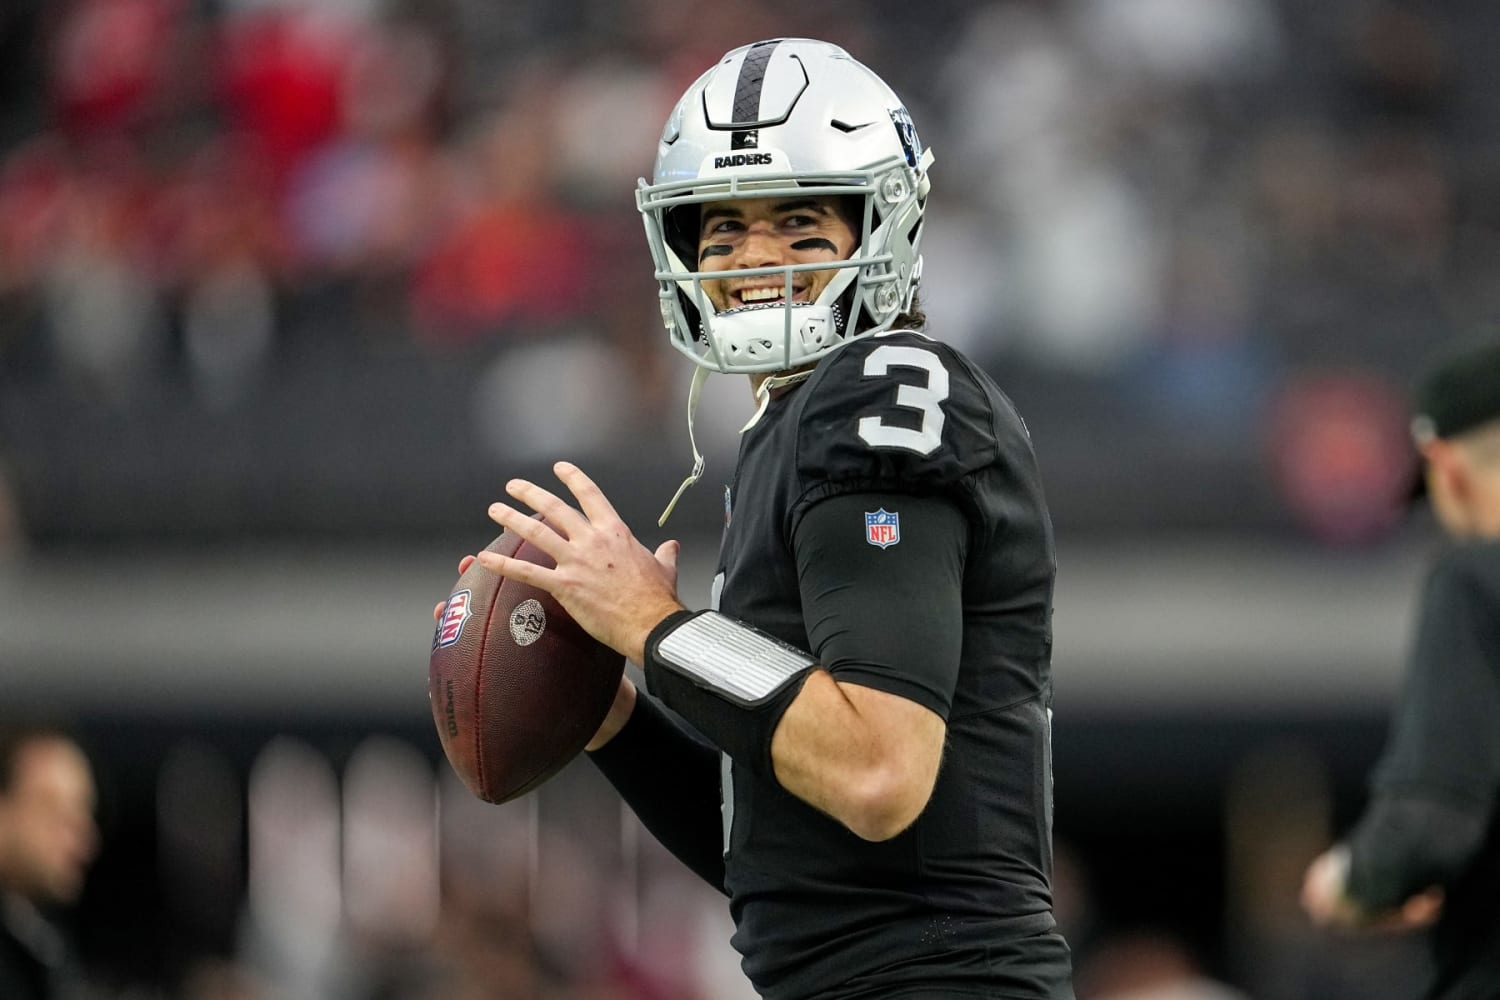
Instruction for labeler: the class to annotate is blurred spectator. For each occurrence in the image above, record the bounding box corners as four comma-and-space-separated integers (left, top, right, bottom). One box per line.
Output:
0, 721, 100, 1000
937, 3, 1165, 374
1074, 929, 1251, 1000
216, 0, 370, 196
407, 77, 591, 348
164, 140, 281, 408
47, 0, 188, 143
1074, 0, 1282, 86
176, 956, 267, 1000
33, 140, 166, 404
280, 8, 451, 287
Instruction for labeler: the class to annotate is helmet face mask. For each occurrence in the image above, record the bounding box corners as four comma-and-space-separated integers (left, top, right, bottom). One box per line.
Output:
637, 38, 933, 374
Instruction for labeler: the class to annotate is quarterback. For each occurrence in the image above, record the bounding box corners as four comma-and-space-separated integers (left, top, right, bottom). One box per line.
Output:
465, 38, 1074, 999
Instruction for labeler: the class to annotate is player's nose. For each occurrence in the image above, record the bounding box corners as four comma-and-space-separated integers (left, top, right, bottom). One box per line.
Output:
737, 224, 786, 267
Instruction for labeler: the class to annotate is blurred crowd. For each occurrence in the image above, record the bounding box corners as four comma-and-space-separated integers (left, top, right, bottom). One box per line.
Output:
0, 0, 1497, 546
1, 3, 1490, 997
0, 0, 673, 408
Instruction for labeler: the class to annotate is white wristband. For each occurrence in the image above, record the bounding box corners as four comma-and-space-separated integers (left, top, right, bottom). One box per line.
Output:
655, 611, 817, 705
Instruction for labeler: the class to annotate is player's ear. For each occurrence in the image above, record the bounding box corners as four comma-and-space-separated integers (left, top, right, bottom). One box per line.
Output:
1426, 439, 1475, 522
665, 205, 701, 263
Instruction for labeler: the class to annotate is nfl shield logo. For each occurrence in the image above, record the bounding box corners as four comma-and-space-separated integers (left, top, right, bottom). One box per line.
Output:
434, 590, 472, 650
865, 509, 900, 549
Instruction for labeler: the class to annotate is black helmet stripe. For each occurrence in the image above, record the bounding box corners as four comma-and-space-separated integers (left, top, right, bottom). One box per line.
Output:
730, 39, 780, 150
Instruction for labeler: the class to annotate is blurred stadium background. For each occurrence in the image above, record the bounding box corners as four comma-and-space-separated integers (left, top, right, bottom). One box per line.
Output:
0, 0, 1493, 996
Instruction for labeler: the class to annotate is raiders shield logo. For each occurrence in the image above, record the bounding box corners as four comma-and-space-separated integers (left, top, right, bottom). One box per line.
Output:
889, 107, 922, 168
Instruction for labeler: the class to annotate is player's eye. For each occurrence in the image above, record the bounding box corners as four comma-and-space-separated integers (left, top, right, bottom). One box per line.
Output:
702, 216, 743, 237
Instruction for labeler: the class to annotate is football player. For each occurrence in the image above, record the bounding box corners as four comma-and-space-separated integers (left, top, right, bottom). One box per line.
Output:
459, 38, 1073, 999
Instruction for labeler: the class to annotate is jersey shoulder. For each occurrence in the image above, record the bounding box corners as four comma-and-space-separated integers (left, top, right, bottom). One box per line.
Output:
792, 329, 1028, 490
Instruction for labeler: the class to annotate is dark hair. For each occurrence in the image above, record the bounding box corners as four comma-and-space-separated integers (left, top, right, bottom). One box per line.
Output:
852, 288, 926, 335
892, 288, 927, 332
0, 722, 78, 795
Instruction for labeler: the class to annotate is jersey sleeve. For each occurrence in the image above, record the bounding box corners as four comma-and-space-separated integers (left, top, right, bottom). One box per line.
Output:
792, 332, 1009, 503
1345, 792, 1490, 908
1367, 545, 1500, 802
1346, 544, 1500, 906
792, 491, 968, 718
587, 693, 727, 892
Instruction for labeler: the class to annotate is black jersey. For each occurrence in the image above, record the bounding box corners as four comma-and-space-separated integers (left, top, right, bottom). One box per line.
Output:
1347, 540, 1500, 1000
708, 329, 1071, 999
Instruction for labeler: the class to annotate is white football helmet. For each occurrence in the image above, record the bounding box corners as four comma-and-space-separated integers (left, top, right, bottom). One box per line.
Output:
638, 38, 934, 374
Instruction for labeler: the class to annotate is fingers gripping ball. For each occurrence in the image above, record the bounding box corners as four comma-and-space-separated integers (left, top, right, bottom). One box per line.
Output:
429, 528, 624, 803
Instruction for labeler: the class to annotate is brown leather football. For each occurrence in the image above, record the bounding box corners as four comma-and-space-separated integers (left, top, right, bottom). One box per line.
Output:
429, 528, 623, 803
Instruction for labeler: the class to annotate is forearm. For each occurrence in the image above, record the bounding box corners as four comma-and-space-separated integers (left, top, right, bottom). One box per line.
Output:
770, 671, 944, 840
587, 691, 727, 892
642, 610, 946, 841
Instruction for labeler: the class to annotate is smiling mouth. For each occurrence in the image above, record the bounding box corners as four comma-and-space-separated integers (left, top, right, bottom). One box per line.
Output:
732, 284, 806, 308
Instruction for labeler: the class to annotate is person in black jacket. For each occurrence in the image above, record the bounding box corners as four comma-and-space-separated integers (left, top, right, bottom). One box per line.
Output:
0, 723, 98, 1000
1302, 337, 1500, 999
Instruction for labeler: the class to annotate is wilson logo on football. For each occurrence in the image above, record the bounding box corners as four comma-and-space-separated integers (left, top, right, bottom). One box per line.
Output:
434, 590, 473, 650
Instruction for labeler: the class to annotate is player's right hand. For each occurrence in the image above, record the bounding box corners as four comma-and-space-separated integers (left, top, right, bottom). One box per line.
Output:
1301, 845, 1444, 932
432, 555, 478, 621
479, 462, 685, 665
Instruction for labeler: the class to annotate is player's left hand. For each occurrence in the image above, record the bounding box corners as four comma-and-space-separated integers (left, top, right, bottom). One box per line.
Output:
1301, 845, 1444, 932
432, 555, 478, 622
478, 461, 685, 664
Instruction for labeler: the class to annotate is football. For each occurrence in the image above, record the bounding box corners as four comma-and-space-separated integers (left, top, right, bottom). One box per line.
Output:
429, 527, 624, 803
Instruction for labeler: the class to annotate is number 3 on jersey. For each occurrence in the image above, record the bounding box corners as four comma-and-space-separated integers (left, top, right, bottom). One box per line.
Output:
856, 344, 950, 455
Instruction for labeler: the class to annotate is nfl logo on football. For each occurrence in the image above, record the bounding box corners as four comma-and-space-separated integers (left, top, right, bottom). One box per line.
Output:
865, 509, 900, 549
435, 590, 472, 649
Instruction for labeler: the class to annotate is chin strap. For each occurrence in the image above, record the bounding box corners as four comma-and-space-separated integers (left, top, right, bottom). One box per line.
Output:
742, 369, 813, 432
658, 366, 816, 527
658, 365, 712, 526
